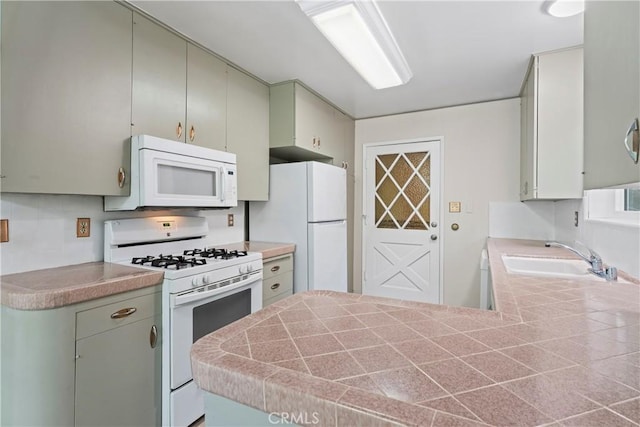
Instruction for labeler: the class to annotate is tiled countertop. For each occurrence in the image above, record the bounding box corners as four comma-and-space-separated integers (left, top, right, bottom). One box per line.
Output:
216, 241, 295, 260
191, 238, 640, 426
0, 262, 164, 310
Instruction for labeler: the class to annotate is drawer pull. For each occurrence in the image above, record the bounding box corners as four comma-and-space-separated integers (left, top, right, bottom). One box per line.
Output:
110, 307, 137, 319
150, 325, 158, 348
270, 265, 281, 273
270, 283, 281, 290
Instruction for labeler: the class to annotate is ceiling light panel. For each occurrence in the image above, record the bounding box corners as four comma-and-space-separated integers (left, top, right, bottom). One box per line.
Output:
297, 0, 412, 89
545, 0, 585, 17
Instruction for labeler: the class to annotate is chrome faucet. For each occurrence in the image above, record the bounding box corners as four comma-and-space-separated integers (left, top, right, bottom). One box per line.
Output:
545, 241, 618, 281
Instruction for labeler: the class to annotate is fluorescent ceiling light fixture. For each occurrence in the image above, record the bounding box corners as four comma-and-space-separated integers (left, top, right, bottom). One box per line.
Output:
545, 0, 585, 17
296, 0, 412, 89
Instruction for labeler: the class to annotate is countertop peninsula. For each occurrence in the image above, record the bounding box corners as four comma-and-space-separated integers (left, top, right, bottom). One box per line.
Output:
0, 262, 164, 310
191, 238, 640, 426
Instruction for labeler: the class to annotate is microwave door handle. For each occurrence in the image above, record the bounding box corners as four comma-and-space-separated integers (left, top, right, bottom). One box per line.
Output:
220, 167, 226, 202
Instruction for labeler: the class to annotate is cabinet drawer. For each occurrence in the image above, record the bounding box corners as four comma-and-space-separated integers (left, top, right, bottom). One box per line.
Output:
263, 272, 293, 302
76, 291, 160, 340
263, 254, 293, 280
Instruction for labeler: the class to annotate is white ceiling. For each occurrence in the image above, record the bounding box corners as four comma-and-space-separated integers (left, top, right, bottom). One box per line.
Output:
130, 0, 583, 119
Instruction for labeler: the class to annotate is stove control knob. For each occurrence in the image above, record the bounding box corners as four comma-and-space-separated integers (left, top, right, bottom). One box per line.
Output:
191, 277, 201, 287
247, 264, 253, 272
203, 275, 211, 284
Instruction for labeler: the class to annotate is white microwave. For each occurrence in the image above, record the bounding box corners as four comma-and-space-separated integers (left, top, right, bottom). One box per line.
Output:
104, 135, 237, 211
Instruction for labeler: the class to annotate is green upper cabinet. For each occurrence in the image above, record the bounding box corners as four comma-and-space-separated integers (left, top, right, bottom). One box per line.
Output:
520, 48, 584, 200
270, 81, 348, 162
186, 44, 227, 151
1, 1, 133, 195
227, 67, 270, 201
1, 3, 271, 199
334, 108, 356, 173
584, 1, 640, 189
132, 20, 228, 150
132, 13, 187, 143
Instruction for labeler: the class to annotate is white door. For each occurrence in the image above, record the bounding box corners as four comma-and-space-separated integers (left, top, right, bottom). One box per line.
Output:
363, 141, 441, 303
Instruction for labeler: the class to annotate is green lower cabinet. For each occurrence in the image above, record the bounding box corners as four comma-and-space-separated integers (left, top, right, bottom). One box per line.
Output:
204, 393, 301, 427
75, 314, 161, 427
0, 286, 161, 426
1, 305, 77, 426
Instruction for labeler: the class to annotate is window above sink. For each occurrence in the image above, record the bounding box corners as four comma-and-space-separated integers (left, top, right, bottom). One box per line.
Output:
624, 188, 640, 211
585, 186, 640, 228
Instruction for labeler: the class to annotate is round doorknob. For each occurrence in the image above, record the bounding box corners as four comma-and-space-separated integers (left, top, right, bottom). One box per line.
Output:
431, 221, 438, 228
430, 234, 438, 240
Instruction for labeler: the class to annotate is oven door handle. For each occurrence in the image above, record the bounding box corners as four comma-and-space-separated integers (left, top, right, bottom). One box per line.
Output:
173, 274, 260, 307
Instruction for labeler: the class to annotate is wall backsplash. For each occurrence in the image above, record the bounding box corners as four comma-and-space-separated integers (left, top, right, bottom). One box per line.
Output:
489, 199, 640, 279
0, 193, 245, 276
488, 201, 555, 240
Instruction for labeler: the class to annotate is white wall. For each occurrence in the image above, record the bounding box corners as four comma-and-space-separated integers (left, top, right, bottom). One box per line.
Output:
488, 201, 555, 240
354, 98, 521, 308
0, 194, 245, 275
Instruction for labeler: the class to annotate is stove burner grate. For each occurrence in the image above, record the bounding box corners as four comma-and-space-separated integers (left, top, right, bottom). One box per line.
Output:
131, 255, 207, 269
131, 248, 249, 269
183, 248, 248, 259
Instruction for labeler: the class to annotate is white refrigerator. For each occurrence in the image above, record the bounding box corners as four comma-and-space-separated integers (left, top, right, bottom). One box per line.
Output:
250, 161, 347, 293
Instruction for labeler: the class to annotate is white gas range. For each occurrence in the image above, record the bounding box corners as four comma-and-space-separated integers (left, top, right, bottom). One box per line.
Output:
104, 216, 263, 427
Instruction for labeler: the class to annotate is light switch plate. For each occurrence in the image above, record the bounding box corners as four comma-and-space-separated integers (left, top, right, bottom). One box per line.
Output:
449, 201, 461, 213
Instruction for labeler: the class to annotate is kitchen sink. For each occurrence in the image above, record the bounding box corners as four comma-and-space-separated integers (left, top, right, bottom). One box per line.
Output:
501, 255, 628, 283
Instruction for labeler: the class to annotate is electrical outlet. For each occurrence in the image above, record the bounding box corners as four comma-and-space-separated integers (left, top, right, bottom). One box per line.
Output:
227, 214, 234, 227
77, 218, 90, 238
0, 219, 8, 243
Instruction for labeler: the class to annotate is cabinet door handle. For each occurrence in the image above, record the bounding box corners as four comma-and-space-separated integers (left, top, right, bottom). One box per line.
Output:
117, 167, 126, 188
270, 283, 281, 290
150, 325, 158, 349
270, 265, 280, 273
317, 138, 321, 148
110, 307, 137, 319
176, 122, 183, 139
312, 138, 317, 148
624, 118, 639, 164
189, 125, 195, 142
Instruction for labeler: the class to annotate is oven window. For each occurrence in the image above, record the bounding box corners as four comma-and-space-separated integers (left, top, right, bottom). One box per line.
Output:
192, 289, 251, 342
157, 164, 217, 196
